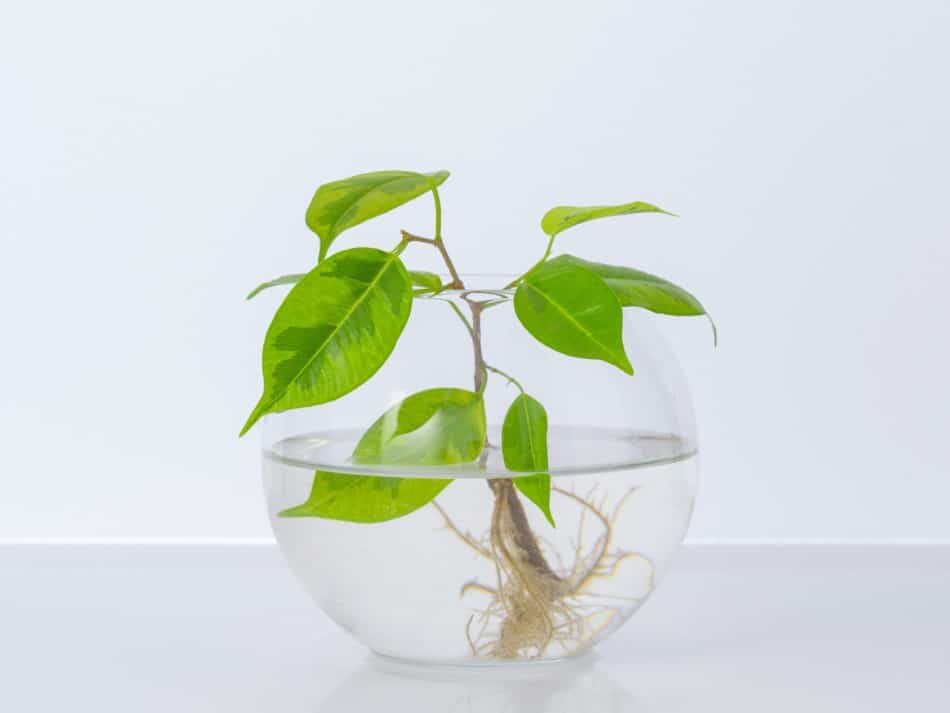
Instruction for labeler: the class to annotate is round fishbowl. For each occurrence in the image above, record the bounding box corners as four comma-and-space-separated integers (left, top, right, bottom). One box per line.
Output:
261, 278, 699, 665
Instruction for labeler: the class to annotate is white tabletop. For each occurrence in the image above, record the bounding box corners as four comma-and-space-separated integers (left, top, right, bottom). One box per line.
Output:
2, 544, 947, 712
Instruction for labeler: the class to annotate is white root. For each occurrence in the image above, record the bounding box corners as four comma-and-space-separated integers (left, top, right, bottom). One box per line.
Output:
433, 484, 655, 659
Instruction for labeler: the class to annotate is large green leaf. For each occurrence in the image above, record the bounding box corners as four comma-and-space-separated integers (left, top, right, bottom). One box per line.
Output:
541, 201, 674, 238
280, 388, 486, 522
279, 471, 450, 523
240, 248, 412, 436
502, 393, 554, 526
514, 256, 633, 374
562, 257, 703, 313
306, 170, 450, 260
353, 388, 486, 465
245, 273, 305, 300
558, 255, 716, 344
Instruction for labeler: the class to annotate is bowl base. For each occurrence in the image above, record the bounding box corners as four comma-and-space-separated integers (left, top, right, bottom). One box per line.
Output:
370, 648, 595, 675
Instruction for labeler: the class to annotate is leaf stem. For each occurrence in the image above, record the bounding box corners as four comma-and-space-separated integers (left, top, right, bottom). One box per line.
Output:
484, 364, 525, 393
432, 186, 443, 241
439, 299, 475, 338
505, 234, 556, 289
400, 229, 436, 245
539, 233, 556, 263
707, 314, 719, 347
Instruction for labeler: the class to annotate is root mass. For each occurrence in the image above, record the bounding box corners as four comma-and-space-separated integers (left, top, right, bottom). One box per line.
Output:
434, 481, 654, 660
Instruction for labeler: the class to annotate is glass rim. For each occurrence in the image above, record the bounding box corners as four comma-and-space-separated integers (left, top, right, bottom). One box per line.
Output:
263, 425, 699, 480
416, 272, 517, 299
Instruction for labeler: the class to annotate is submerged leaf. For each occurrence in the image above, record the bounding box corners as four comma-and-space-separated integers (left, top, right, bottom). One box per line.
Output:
280, 472, 450, 523
306, 170, 449, 260
245, 273, 305, 300
280, 388, 486, 522
502, 393, 554, 526
240, 247, 412, 436
541, 201, 674, 238
514, 256, 633, 374
353, 388, 486, 465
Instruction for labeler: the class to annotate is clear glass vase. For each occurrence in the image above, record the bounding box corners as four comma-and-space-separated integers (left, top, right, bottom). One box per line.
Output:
261, 275, 699, 665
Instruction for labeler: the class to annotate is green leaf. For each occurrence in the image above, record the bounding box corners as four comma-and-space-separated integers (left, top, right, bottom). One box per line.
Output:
245, 273, 306, 300
353, 388, 486, 466
280, 388, 486, 522
240, 247, 412, 436
557, 255, 717, 345
502, 393, 554, 526
541, 201, 674, 238
408, 270, 442, 291
280, 471, 450, 523
514, 256, 633, 374
306, 170, 450, 260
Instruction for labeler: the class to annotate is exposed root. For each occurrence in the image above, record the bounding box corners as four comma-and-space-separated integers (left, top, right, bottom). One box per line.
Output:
431, 500, 492, 560
433, 482, 655, 660
459, 581, 497, 598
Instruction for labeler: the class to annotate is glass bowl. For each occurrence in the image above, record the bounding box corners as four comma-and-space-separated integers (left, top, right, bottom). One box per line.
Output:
261, 276, 699, 665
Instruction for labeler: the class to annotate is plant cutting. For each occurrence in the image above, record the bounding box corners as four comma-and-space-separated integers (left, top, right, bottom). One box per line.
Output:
243, 169, 713, 664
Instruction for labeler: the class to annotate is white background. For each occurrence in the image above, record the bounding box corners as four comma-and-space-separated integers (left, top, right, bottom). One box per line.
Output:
2, 0, 948, 542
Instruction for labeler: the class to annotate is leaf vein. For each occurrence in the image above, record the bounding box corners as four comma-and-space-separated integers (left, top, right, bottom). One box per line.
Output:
264, 253, 401, 413
524, 282, 618, 362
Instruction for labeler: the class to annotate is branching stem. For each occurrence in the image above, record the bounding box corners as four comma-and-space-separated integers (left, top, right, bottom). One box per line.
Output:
400, 228, 465, 289
403, 199, 558, 606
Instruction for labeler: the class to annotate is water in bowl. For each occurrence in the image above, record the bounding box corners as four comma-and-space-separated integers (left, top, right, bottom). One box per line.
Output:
263, 426, 698, 664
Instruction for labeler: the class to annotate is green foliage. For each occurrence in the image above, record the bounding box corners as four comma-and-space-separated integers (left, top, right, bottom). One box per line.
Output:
408, 270, 442, 291
280, 471, 450, 523
352, 388, 486, 466
245, 273, 305, 300
557, 255, 717, 344
306, 170, 449, 261
514, 256, 633, 374
245, 169, 713, 526
280, 388, 485, 522
240, 247, 412, 436
541, 201, 674, 238
559, 256, 702, 314
502, 394, 554, 526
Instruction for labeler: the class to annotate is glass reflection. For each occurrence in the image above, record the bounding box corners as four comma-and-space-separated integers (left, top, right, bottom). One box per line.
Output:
318, 655, 637, 713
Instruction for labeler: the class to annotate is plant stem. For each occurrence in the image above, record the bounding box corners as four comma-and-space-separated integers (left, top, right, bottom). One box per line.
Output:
463, 295, 560, 589
538, 233, 556, 264
432, 186, 443, 241
484, 364, 525, 393
504, 234, 556, 289
397, 187, 463, 289
400, 229, 436, 246
439, 299, 475, 338
465, 297, 487, 392
403, 196, 559, 599
400, 229, 465, 289
435, 239, 465, 289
